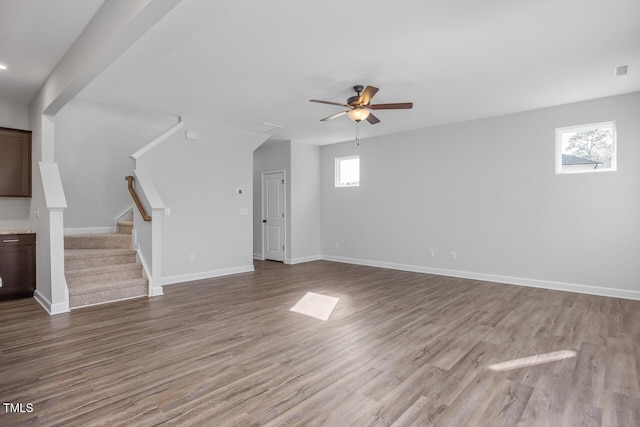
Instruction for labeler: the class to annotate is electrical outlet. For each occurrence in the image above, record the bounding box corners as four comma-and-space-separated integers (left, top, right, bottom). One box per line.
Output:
189, 254, 195, 263
450, 251, 457, 260
335, 242, 340, 249
429, 249, 435, 257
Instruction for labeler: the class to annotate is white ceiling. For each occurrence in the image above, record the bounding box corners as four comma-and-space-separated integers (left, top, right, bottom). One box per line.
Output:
0, 0, 105, 104
5, 0, 640, 144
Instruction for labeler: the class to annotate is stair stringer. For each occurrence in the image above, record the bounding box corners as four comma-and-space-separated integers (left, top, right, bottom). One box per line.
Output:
136, 248, 162, 296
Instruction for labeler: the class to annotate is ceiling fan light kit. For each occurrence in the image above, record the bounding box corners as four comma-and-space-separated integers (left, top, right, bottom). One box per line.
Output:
346, 107, 370, 122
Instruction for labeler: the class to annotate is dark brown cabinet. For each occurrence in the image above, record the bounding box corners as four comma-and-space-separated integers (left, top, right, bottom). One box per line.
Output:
0, 233, 36, 300
0, 127, 32, 197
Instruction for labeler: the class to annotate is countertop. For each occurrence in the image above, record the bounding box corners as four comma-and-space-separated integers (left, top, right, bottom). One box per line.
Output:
0, 230, 35, 235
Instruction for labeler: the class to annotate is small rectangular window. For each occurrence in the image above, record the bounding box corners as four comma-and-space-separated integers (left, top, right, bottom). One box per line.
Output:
335, 155, 359, 187
556, 121, 616, 174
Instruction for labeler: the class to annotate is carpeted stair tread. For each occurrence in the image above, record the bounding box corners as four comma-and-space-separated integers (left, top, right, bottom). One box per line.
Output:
63, 224, 146, 308
65, 233, 131, 249
117, 221, 133, 234
64, 248, 135, 259
69, 284, 147, 308
65, 261, 144, 286
68, 277, 148, 296
64, 248, 136, 269
65, 261, 142, 277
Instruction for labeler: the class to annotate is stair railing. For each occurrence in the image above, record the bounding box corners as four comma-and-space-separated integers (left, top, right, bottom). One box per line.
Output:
125, 176, 151, 222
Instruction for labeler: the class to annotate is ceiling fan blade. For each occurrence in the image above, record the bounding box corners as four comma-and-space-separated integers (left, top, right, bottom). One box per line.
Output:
358, 86, 379, 105
366, 112, 380, 124
310, 99, 350, 108
370, 102, 413, 110
321, 111, 348, 121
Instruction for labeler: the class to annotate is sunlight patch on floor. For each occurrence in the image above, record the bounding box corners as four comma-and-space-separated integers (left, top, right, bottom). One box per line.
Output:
290, 292, 340, 321
488, 349, 577, 372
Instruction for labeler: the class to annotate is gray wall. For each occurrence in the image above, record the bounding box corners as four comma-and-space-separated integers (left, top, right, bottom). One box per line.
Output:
320, 92, 640, 294
252, 141, 321, 263
0, 97, 31, 230
253, 141, 291, 259
290, 142, 321, 261
54, 98, 177, 228
138, 117, 267, 278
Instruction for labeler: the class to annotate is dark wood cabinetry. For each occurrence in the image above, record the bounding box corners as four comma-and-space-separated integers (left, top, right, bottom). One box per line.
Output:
0, 233, 36, 300
0, 127, 32, 197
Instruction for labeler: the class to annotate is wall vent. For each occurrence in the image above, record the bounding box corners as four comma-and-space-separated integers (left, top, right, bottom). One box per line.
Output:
245, 122, 284, 133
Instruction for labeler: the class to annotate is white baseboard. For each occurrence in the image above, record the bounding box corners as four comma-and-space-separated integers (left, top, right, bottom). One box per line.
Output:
162, 265, 255, 286
285, 255, 321, 265
253, 253, 265, 260
64, 227, 116, 235
320, 255, 640, 301
34, 290, 70, 315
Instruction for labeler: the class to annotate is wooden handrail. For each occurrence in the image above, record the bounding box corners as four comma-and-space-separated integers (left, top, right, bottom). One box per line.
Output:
125, 176, 151, 222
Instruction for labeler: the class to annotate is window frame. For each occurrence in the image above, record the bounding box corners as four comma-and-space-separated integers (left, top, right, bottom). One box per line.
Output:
335, 155, 360, 188
555, 121, 617, 175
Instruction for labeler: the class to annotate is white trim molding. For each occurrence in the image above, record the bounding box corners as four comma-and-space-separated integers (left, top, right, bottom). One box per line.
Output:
130, 118, 183, 162
71, 295, 147, 310
34, 290, 70, 315
136, 249, 163, 297
253, 253, 265, 260
285, 255, 321, 265
320, 255, 640, 301
162, 265, 255, 286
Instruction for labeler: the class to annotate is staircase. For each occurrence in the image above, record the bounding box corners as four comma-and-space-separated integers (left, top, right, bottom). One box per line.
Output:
64, 220, 148, 308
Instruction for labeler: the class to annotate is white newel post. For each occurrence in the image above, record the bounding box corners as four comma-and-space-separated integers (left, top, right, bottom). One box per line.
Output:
49, 208, 70, 313
150, 208, 164, 296
131, 169, 166, 297
38, 162, 70, 314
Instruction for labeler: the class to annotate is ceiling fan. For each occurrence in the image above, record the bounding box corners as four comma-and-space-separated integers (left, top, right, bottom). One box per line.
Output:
309, 85, 413, 125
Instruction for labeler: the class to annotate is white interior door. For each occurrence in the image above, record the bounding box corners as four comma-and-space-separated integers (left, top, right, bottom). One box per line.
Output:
263, 172, 285, 261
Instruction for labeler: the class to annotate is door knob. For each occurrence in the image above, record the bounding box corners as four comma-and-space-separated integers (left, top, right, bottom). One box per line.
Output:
262, 220, 267, 223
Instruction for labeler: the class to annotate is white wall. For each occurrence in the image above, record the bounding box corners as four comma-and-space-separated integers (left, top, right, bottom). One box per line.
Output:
290, 142, 321, 262
320, 92, 640, 297
0, 97, 31, 230
137, 117, 267, 281
55, 98, 177, 229
0, 97, 29, 130
253, 140, 291, 259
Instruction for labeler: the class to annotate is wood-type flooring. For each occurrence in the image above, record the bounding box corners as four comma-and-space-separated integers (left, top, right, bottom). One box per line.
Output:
1, 260, 639, 426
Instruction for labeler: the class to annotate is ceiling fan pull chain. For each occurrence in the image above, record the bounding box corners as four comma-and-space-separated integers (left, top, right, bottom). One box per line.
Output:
356, 121, 360, 146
